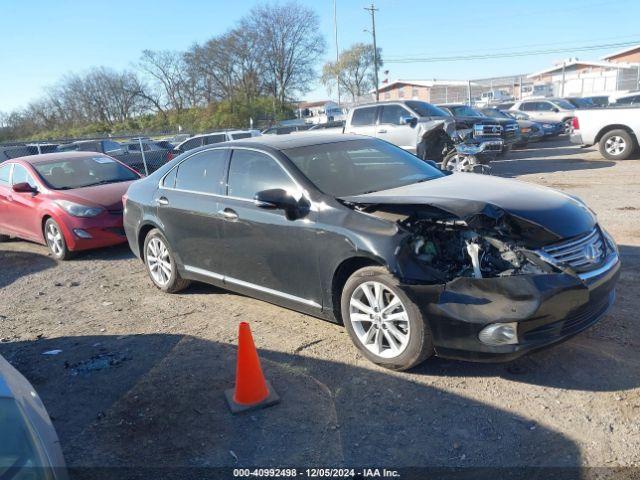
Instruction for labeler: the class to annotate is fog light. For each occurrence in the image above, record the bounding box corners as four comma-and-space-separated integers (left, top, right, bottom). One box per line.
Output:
73, 229, 93, 239
478, 322, 518, 346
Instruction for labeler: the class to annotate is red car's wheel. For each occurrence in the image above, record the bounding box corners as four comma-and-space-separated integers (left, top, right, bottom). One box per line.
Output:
44, 218, 73, 260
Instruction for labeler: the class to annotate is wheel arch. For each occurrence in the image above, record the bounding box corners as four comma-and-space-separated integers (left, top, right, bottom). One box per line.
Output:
137, 221, 162, 261
331, 256, 387, 324
594, 124, 636, 144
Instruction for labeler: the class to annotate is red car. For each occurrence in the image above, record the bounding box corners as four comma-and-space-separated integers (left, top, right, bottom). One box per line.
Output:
0, 151, 140, 259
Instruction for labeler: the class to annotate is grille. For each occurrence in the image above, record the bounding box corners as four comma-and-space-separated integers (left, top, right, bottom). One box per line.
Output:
540, 228, 605, 271
473, 124, 503, 138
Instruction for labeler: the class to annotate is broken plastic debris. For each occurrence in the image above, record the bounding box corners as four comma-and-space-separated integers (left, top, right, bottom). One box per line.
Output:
42, 349, 62, 355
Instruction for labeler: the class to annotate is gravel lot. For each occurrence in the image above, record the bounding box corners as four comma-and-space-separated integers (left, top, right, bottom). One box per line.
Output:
1, 138, 639, 475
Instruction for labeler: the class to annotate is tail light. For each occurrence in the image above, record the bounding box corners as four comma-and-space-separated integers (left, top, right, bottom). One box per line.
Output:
167, 152, 174, 161
572, 117, 580, 130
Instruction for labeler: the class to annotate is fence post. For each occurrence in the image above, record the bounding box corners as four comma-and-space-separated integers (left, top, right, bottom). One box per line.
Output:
139, 137, 149, 176
467, 80, 472, 106
36, 143, 42, 154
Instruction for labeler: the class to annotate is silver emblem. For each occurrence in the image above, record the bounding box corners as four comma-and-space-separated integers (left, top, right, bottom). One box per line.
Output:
583, 243, 600, 263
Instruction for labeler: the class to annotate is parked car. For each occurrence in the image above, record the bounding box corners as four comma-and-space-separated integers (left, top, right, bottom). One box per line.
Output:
122, 139, 173, 165
563, 97, 597, 109
494, 102, 515, 110
438, 104, 521, 152
609, 91, 640, 106
509, 98, 576, 129
262, 124, 313, 135
124, 134, 619, 370
570, 106, 640, 160
509, 111, 564, 138
309, 120, 346, 131
583, 95, 610, 108
0, 354, 67, 479
480, 107, 543, 146
1, 144, 59, 163
173, 130, 261, 155
0, 152, 140, 259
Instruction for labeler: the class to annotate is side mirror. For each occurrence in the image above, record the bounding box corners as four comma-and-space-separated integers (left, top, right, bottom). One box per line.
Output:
254, 188, 309, 220
400, 115, 417, 127
12, 182, 37, 193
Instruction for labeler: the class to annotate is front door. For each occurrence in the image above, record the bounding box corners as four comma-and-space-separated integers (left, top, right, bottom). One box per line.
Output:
376, 104, 417, 152
217, 148, 321, 309
155, 148, 229, 273
6, 164, 42, 242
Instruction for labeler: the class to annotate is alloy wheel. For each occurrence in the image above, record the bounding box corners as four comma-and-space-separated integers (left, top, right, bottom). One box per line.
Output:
46, 223, 64, 257
349, 281, 410, 359
604, 136, 627, 156
446, 154, 472, 172
146, 237, 172, 286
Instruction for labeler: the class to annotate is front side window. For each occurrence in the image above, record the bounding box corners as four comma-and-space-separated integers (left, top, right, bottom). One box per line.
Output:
351, 107, 378, 126
284, 139, 444, 198
537, 102, 554, 111
174, 149, 227, 194
227, 150, 294, 200
380, 105, 411, 125
11, 164, 37, 188
0, 164, 11, 184
34, 156, 139, 190
179, 137, 203, 152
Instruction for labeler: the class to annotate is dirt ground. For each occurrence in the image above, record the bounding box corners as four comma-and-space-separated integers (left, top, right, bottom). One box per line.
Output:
1, 138, 639, 476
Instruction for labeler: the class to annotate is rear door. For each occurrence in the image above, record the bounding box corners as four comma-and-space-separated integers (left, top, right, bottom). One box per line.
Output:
376, 104, 417, 152
345, 106, 379, 138
155, 148, 229, 272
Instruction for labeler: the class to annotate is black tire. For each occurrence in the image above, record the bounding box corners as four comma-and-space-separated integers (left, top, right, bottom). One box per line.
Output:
143, 228, 190, 293
44, 218, 73, 260
340, 266, 434, 370
599, 129, 636, 160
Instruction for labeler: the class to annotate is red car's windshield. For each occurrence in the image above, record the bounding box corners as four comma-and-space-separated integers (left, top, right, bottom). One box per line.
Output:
33, 156, 139, 190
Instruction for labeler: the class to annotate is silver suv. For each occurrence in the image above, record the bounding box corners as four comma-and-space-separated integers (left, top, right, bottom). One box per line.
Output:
510, 98, 576, 127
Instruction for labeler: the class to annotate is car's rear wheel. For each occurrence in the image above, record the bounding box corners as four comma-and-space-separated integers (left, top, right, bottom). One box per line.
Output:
143, 228, 190, 293
599, 129, 635, 160
44, 218, 72, 260
341, 266, 433, 370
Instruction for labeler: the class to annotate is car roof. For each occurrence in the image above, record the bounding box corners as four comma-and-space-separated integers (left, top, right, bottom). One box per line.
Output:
11, 151, 110, 164
212, 133, 366, 150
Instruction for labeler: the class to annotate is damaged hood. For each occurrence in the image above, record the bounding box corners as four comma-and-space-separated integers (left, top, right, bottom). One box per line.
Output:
340, 174, 596, 245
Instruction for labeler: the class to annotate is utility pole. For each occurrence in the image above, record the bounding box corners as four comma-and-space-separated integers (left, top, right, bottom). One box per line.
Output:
560, 61, 566, 97
364, 3, 380, 101
334, 0, 341, 105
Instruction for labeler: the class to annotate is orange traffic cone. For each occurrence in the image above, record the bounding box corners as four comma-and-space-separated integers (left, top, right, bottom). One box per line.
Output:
225, 322, 280, 414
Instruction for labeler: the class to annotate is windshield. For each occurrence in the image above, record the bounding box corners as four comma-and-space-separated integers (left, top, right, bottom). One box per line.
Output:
481, 108, 510, 119
0, 398, 52, 480
448, 105, 484, 117
284, 139, 444, 197
551, 99, 576, 110
405, 101, 448, 117
34, 156, 139, 190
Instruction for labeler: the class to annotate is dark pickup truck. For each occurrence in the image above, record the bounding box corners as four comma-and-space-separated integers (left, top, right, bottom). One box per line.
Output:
438, 104, 521, 152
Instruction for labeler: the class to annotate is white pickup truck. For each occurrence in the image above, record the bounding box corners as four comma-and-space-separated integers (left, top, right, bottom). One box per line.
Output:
570, 106, 640, 160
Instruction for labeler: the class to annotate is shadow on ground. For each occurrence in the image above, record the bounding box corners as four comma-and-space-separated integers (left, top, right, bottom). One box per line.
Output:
0, 334, 583, 472
0, 246, 57, 288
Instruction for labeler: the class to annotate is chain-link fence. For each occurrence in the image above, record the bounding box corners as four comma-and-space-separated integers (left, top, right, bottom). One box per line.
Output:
0, 133, 194, 175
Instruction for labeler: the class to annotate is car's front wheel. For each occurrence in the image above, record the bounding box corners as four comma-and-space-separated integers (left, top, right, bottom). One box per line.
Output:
599, 129, 636, 160
44, 218, 73, 260
143, 228, 190, 293
341, 266, 434, 370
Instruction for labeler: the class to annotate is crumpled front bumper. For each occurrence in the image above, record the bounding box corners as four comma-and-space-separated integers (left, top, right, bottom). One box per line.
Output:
399, 252, 620, 362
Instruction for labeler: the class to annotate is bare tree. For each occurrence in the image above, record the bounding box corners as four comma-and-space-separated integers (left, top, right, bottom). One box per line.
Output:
244, 2, 325, 108
139, 50, 190, 113
322, 43, 382, 102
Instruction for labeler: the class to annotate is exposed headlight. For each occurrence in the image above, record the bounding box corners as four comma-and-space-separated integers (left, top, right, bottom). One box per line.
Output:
56, 200, 104, 217
479, 322, 518, 345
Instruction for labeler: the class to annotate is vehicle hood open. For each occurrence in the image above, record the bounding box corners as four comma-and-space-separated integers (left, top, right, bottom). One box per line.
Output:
340, 174, 596, 247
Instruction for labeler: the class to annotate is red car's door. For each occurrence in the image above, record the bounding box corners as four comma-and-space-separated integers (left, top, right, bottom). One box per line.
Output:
6, 163, 43, 242
0, 162, 15, 235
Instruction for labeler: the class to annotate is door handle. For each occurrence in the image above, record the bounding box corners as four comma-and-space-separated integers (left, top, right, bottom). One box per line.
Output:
157, 197, 169, 206
218, 208, 238, 220
377, 129, 387, 134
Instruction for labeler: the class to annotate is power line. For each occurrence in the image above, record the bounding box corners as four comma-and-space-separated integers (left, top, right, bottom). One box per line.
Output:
385, 40, 640, 64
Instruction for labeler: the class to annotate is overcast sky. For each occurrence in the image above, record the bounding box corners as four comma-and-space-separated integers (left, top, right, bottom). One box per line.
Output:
1, 0, 639, 111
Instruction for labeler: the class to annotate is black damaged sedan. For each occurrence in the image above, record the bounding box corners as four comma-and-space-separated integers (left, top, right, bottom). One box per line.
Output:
123, 134, 620, 370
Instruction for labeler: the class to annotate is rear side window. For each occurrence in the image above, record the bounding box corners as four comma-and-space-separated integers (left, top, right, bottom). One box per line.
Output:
204, 134, 227, 145
0, 164, 11, 184
351, 107, 378, 126
227, 150, 294, 200
174, 149, 227, 194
